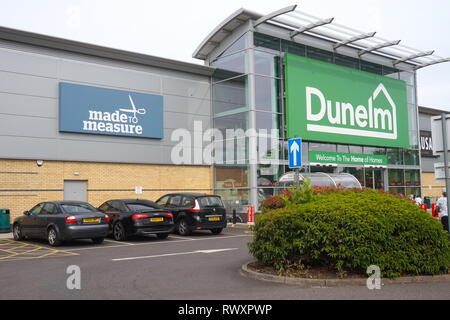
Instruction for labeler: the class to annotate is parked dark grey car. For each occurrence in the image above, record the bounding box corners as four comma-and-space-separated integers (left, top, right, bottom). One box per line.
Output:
12, 201, 110, 246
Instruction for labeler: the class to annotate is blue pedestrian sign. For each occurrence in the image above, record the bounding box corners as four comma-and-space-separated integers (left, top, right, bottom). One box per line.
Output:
288, 138, 302, 169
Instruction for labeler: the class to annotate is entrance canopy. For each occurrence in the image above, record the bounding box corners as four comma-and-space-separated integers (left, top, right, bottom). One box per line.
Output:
276, 172, 362, 189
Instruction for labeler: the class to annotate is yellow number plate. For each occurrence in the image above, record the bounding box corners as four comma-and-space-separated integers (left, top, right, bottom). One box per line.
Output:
209, 217, 221, 222
151, 217, 164, 222
83, 218, 100, 223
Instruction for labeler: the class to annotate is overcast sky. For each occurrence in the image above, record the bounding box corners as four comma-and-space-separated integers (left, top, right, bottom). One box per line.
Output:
1, 0, 449, 110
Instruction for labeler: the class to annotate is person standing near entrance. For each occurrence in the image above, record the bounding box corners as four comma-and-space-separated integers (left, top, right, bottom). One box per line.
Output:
436, 190, 449, 232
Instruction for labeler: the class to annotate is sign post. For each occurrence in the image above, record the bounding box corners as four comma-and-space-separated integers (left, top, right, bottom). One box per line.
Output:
288, 138, 302, 188
432, 114, 450, 234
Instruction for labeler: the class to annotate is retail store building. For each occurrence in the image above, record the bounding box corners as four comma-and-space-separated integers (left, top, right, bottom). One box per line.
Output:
1, 6, 449, 220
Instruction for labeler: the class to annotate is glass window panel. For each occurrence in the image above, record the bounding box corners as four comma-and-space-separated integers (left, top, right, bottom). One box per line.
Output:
254, 50, 280, 77
213, 76, 248, 115
281, 40, 306, 56
255, 112, 281, 132
255, 76, 281, 112
364, 147, 386, 156
337, 144, 364, 154
309, 142, 336, 152
218, 34, 248, 57
306, 46, 333, 63
405, 170, 421, 186
258, 163, 283, 186
389, 187, 405, 196
406, 187, 421, 198
257, 137, 282, 163
382, 66, 399, 78
212, 68, 245, 83
404, 150, 419, 166
211, 51, 246, 74
334, 54, 359, 69
214, 112, 248, 137
389, 169, 405, 186
254, 33, 280, 53
360, 60, 383, 75
387, 148, 403, 165
215, 189, 250, 213
215, 166, 249, 189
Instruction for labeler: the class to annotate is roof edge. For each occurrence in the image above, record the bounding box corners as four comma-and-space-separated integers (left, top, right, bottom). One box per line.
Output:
192, 8, 261, 60
0, 25, 215, 77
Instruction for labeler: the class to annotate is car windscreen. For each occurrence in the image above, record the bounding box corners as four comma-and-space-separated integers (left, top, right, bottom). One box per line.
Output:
126, 203, 160, 211
61, 203, 98, 214
198, 196, 223, 207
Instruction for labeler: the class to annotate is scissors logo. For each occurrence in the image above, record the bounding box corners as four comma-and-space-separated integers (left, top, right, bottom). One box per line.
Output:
119, 95, 147, 124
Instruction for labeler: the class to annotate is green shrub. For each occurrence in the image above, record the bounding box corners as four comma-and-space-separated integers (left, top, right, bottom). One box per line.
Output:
249, 189, 450, 278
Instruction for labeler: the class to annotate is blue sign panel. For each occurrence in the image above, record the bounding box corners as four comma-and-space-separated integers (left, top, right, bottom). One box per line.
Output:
288, 138, 302, 169
59, 82, 164, 139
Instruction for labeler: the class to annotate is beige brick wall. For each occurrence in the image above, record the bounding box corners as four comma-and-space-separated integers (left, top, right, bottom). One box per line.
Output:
0, 159, 212, 222
422, 172, 445, 200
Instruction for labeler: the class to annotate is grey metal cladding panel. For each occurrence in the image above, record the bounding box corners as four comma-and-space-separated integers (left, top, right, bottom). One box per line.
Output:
419, 114, 432, 131
56, 139, 163, 164
59, 60, 162, 94
164, 112, 211, 131
0, 136, 58, 159
0, 92, 56, 118
160, 145, 212, 166
0, 47, 58, 78
164, 95, 211, 116
421, 157, 439, 173
162, 77, 210, 100
0, 114, 56, 138
57, 128, 175, 146
0, 71, 57, 98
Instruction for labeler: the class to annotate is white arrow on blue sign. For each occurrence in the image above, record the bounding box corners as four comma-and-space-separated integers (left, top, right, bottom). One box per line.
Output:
288, 138, 302, 169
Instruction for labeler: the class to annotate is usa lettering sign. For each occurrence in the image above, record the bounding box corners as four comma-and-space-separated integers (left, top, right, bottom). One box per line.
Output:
284, 54, 409, 148
59, 82, 164, 139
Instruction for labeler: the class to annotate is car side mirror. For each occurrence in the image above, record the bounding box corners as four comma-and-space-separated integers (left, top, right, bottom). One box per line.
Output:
23, 211, 30, 216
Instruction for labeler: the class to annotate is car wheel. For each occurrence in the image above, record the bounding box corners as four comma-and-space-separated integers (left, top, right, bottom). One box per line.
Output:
92, 237, 104, 244
47, 227, 61, 247
113, 222, 127, 241
156, 233, 169, 240
177, 218, 191, 236
13, 223, 24, 241
211, 228, 223, 235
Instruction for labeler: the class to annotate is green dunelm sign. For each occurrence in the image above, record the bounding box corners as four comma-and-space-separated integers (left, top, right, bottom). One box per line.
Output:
309, 151, 387, 166
284, 54, 409, 148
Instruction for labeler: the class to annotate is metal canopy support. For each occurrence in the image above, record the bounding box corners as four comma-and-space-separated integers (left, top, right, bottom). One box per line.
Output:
393, 50, 435, 66
358, 40, 401, 56
333, 32, 376, 50
413, 57, 450, 70
290, 17, 334, 38
253, 5, 297, 28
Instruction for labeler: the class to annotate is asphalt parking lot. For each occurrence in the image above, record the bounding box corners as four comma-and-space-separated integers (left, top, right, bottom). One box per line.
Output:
0, 227, 449, 300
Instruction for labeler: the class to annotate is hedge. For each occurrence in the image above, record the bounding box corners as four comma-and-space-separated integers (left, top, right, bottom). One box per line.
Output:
249, 189, 450, 278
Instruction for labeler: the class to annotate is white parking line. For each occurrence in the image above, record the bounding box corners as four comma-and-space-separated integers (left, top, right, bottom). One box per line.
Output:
65, 235, 250, 252
167, 235, 196, 241
112, 248, 239, 262
103, 239, 135, 246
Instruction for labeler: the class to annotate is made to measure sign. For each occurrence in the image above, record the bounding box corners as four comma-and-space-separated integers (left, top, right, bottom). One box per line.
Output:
59, 82, 164, 139
284, 54, 409, 148
309, 151, 387, 166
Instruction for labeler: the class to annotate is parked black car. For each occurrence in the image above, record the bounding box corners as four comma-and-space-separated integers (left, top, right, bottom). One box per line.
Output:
155, 193, 227, 236
98, 199, 175, 241
13, 201, 110, 246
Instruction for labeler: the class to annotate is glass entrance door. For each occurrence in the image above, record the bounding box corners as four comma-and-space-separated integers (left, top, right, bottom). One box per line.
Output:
365, 169, 384, 191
